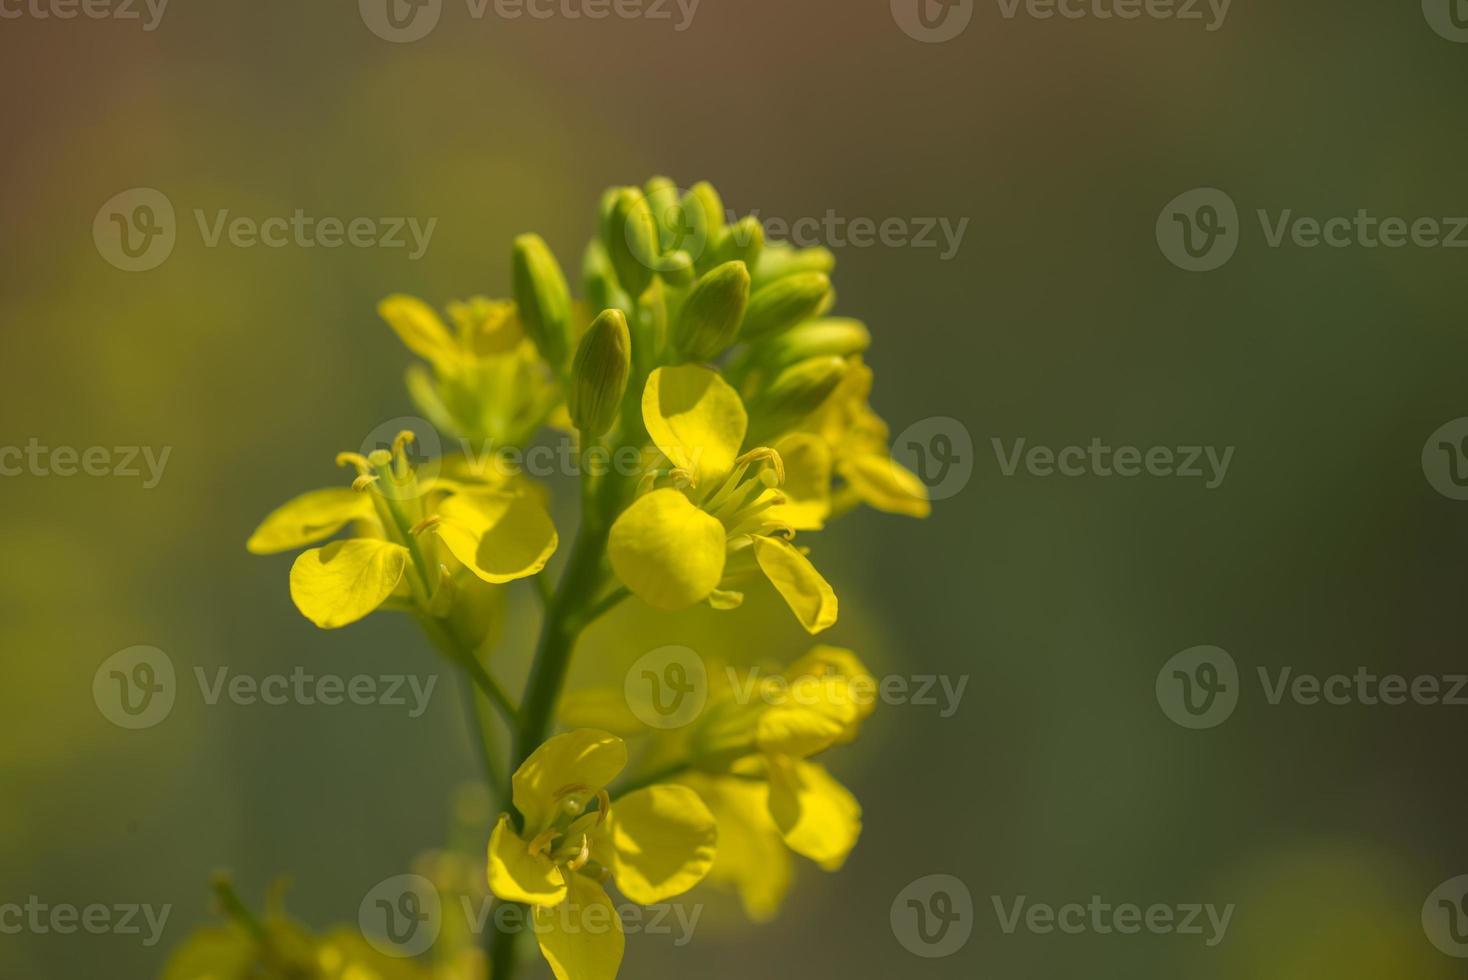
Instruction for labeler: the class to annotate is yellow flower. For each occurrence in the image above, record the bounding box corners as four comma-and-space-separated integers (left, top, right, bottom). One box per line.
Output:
380, 294, 562, 447
247, 432, 557, 629
487, 730, 717, 980
606, 365, 838, 633
557, 647, 873, 922
800, 358, 930, 519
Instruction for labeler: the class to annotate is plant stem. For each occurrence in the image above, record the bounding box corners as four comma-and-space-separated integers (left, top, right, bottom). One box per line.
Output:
487, 471, 622, 980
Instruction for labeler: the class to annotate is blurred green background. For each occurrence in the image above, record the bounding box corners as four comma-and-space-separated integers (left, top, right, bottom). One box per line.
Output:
3, 0, 1468, 976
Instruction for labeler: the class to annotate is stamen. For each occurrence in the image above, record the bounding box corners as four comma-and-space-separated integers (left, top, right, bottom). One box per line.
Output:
351, 474, 379, 493
336, 452, 373, 476
735, 447, 785, 485
409, 514, 441, 535
565, 836, 592, 872
594, 790, 611, 825
367, 449, 393, 469
527, 828, 557, 858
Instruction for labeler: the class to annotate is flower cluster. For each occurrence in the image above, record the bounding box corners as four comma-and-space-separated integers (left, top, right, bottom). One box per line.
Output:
189, 179, 929, 980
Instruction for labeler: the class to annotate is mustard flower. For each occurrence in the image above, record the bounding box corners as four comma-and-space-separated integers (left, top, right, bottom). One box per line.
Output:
486, 729, 716, 980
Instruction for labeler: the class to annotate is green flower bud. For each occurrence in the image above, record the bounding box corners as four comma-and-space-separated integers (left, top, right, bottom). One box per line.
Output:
739, 271, 832, 341
683, 182, 726, 271
582, 239, 630, 315
512, 233, 572, 369
569, 308, 632, 439
644, 176, 682, 252
602, 187, 660, 298
715, 215, 764, 270
660, 249, 695, 287
752, 242, 836, 289
762, 317, 871, 369
747, 355, 848, 444
673, 260, 751, 363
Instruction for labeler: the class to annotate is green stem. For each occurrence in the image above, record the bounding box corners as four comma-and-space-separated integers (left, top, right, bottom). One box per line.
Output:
457, 669, 509, 802
488, 471, 623, 980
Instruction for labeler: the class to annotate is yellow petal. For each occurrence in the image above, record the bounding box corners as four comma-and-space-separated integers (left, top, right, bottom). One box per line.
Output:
750, 535, 838, 634
680, 774, 791, 922
487, 814, 567, 906
785, 645, 877, 743
769, 434, 832, 531
557, 689, 648, 737
608, 489, 726, 611
533, 873, 623, 980
246, 488, 373, 555
841, 451, 931, 519
512, 730, 627, 832
288, 539, 409, 629
755, 707, 847, 759
766, 757, 862, 871
602, 785, 717, 904
378, 294, 459, 368
436, 492, 558, 583
642, 365, 747, 484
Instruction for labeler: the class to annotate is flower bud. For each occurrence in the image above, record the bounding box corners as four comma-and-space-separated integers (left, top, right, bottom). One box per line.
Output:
512, 233, 572, 369
739, 271, 832, 341
752, 242, 836, 289
659, 249, 695, 286
569, 309, 632, 439
715, 215, 764, 270
673, 260, 751, 363
747, 355, 848, 443
762, 317, 870, 369
602, 187, 660, 298
683, 182, 726, 270
644, 176, 682, 252
582, 239, 630, 315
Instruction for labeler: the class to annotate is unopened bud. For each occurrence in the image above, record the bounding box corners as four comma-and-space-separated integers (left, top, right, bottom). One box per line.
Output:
747, 355, 848, 443
762, 317, 870, 369
582, 239, 630, 315
683, 182, 725, 270
715, 215, 764, 270
603, 187, 660, 298
570, 309, 632, 439
752, 242, 836, 289
512, 233, 572, 369
673, 260, 750, 363
739, 271, 832, 341
659, 249, 695, 286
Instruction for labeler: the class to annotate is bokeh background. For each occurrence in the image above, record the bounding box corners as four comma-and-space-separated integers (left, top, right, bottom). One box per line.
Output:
4, 0, 1468, 976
